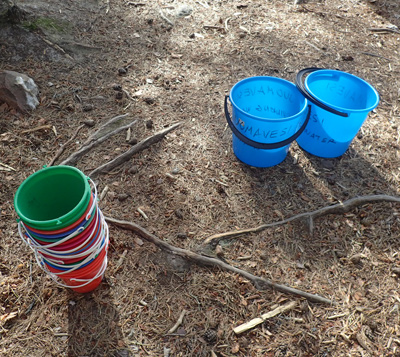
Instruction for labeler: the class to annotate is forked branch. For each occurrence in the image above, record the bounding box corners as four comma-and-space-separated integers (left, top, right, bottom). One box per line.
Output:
202, 194, 400, 247
105, 216, 334, 305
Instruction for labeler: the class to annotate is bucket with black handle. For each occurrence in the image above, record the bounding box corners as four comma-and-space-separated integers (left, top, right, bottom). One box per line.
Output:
295, 68, 380, 158
224, 76, 310, 167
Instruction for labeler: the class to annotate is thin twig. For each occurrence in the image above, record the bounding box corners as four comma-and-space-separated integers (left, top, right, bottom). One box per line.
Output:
159, 9, 174, 26
203, 25, 226, 32
49, 124, 85, 166
113, 249, 128, 273
60, 114, 135, 166
122, 89, 134, 101
100, 185, 109, 201
0, 162, 16, 171
89, 122, 181, 178
202, 194, 400, 246
361, 52, 390, 61
127, 2, 146, 6
21, 125, 52, 134
233, 301, 297, 334
369, 27, 400, 35
39, 36, 74, 61
105, 216, 334, 304
167, 309, 187, 334
224, 17, 231, 32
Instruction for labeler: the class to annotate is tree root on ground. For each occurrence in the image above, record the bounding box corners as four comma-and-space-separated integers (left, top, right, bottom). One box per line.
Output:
202, 194, 400, 247
105, 216, 334, 305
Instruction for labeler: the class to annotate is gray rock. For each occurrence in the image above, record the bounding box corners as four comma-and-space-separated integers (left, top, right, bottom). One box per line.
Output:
175, 4, 193, 18
0, 70, 39, 112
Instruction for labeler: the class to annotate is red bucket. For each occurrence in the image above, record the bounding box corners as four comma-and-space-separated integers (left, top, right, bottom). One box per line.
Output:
45, 240, 108, 293
39, 208, 100, 252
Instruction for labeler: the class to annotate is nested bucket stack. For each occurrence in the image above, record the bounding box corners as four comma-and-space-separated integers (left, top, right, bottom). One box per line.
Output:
14, 165, 109, 293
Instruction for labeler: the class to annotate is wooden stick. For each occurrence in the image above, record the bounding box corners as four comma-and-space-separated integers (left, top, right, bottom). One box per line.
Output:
203, 194, 400, 246
0, 162, 16, 171
48, 124, 85, 166
369, 27, 400, 35
21, 125, 52, 134
233, 301, 297, 334
104, 216, 333, 305
203, 25, 226, 32
361, 52, 390, 61
60, 114, 135, 166
89, 122, 181, 178
167, 309, 187, 334
113, 249, 128, 273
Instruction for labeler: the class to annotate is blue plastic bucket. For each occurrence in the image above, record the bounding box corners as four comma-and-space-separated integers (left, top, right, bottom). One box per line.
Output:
295, 68, 380, 158
225, 76, 310, 167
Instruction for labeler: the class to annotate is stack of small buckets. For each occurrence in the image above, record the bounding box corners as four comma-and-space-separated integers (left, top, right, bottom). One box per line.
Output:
14, 165, 109, 293
225, 67, 380, 167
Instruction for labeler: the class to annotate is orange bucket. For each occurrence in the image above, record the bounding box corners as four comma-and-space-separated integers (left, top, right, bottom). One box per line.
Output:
45, 241, 108, 293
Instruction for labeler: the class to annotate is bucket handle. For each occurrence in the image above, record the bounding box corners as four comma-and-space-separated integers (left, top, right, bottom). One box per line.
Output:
295, 68, 349, 117
224, 95, 311, 150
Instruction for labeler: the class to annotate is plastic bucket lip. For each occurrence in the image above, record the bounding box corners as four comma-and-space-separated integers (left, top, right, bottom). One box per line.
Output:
42, 210, 102, 257
42, 236, 103, 265
23, 193, 95, 237
229, 76, 308, 123
38, 208, 99, 250
26, 210, 95, 242
25, 201, 96, 242
46, 242, 108, 293
305, 69, 380, 114
45, 237, 108, 276
42, 233, 106, 270
14, 165, 91, 230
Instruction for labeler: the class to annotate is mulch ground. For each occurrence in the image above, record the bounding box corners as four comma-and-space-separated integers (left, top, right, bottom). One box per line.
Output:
1, 0, 400, 356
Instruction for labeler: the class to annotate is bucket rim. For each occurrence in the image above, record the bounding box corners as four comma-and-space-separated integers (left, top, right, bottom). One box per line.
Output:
23, 192, 95, 237
229, 76, 308, 122
14, 165, 91, 229
305, 69, 380, 114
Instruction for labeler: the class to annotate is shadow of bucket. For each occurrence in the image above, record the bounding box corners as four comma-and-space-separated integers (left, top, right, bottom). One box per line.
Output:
295, 68, 380, 158
225, 77, 310, 167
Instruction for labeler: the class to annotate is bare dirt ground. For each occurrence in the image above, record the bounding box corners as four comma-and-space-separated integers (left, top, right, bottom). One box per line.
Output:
1, 0, 400, 356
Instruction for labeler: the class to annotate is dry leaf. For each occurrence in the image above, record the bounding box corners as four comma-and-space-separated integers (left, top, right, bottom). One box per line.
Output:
231, 342, 240, 353
274, 209, 284, 219
300, 192, 311, 202
353, 291, 364, 301
240, 296, 248, 306
134, 237, 144, 246
246, 261, 257, 268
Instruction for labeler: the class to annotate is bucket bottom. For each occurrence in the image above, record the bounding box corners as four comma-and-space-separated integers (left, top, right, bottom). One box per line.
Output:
232, 134, 289, 167
46, 242, 108, 293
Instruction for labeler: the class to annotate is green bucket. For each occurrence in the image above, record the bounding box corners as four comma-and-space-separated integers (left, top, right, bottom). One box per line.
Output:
14, 166, 91, 230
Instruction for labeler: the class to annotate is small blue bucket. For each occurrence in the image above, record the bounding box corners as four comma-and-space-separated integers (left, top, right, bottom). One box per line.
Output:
295, 68, 380, 158
225, 77, 310, 167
